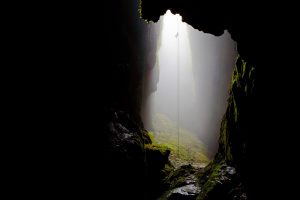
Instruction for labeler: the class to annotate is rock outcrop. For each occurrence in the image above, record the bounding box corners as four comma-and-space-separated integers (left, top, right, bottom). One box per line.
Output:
102, 108, 173, 199
158, 165, 201, 200
157, 161, 246, 200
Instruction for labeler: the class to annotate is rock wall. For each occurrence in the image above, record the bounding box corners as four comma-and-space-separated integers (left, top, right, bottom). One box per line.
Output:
217, 56, 255, 165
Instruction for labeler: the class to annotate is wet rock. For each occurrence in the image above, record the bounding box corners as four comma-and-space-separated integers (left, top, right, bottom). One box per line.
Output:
226, 166, 236, 175
168, 184, 201, 200
103, 108, 172, 200
158, 165, 203, 200
196, 161, 247, 200
103, 109, 148, 199
164, 165, 199, 188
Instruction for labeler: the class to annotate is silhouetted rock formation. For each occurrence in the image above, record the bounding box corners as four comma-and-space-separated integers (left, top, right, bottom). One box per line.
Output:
103, 108, 172, 199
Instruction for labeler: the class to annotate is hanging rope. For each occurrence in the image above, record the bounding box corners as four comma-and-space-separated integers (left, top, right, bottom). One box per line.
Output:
177, 17, 180, 158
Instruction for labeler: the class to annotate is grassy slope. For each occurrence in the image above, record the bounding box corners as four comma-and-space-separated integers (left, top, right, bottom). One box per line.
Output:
149, 113, 209, 168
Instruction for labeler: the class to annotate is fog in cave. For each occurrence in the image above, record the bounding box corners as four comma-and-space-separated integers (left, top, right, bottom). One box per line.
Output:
142, 10, 237, 158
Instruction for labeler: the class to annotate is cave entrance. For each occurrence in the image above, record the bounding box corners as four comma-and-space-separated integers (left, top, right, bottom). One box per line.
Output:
142, 10, 237, 168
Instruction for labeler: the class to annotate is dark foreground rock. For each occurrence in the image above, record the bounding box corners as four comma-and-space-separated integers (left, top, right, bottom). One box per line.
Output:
196, 161, 247, 200
157, 162, 246, 200
102, 108, 172, 200
158, 165, 202, 200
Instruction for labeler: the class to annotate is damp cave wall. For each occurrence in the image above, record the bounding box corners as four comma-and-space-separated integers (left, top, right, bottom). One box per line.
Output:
140, 0, 297, 199
99, 1, 160, 122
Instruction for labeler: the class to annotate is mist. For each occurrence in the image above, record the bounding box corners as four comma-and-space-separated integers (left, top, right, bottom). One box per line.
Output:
142, 11, 237, 158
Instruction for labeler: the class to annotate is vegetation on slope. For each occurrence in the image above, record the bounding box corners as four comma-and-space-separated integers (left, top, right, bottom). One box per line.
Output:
149, 113, 209, 168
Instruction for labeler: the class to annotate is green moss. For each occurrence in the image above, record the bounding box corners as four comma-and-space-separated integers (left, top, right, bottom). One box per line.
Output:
231, 65, 238, 87
242, 59, 247, 77
145, 143, 170, 155
218, 115, 233, 163
162, 162, 174, 176
150, 113, 209, 166
218, 55, 256, 163
197, 160, 227, 200
233, 97, 238, 123
139, 0, 142, 18
164, 164, 196, 189
139, 0, 151, 23
148, 131, 155, 143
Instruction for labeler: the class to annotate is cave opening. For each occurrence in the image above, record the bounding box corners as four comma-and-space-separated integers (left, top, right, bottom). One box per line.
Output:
8, 1, 296, 200
141, 10, 237, 168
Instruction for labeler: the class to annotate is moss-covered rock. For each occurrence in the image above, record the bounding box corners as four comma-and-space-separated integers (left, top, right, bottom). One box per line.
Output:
155, 160, 246, 200
145, 143, 172, 178
144, 143, 174, 198
103, 108, 175, 200
196, 160, 246, 200
164, 165, 198, 189
194, 56, 254, 199
217, 56, 255, 165
158, 165, 202, 200
152, 56, 254, 200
